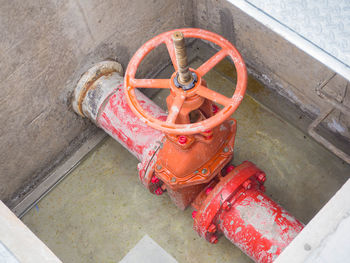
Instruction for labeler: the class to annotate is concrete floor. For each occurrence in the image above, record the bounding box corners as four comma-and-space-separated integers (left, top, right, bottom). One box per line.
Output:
22, 58, 350, 263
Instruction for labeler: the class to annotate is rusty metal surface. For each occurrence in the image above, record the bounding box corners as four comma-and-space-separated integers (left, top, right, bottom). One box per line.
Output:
72, 61, 123, 117
308, 108, 350, 164
172, 31, 193, 84
308, 74, 350, 164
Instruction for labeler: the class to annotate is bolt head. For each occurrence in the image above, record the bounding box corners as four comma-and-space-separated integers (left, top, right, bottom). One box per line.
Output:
223, 147, 229, 153
171, 177, 176, 182
242, 179, 252, 190
155, 187, 163, 195
208, 224, 217, 233
202, 168, 208, 174
151, 176, 160, 184
156, 164, 162, 170
225, 165, 235, 174
192, 211, 198, 219
257, 172, 266, 183
178, 135, 187, 144
222, 201, 231, 211
210, 235, 218, 244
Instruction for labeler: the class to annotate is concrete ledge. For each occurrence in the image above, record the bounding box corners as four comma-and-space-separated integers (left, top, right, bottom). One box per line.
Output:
275, 179, 350, 263
0, 201, 61, 262
13, 129, 107, 218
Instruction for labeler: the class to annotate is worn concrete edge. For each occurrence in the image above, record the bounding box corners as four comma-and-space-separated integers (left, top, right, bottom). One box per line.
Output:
275, 178, 350, 263
1, 201, 62, 262
227, 0, 350, 82
13, 129, 107, 218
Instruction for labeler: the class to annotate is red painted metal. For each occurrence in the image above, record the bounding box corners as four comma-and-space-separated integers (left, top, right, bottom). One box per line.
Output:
97, 86, 166, 161
124, 28, 248, 135
95, 84, 167, 190
193, 161, 304, 263
74, 29, 304, 263
218, 189, 303, 263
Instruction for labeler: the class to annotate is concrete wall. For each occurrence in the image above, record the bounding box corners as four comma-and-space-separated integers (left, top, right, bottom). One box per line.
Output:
0, 0, 191, 207
2, 0, 349, 208
192, 0, 350, 139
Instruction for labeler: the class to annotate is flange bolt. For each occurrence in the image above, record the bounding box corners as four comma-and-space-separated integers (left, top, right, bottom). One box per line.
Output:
192, 210, 198, 219
242, 179, 252, 190
208, 224, 217, 233
155, 187, 163, 195
178, 135, 188, 144
151, 176, 160, 184
257, 172, 266, 183
210, 235, 218, 244
222, 201, 231, 211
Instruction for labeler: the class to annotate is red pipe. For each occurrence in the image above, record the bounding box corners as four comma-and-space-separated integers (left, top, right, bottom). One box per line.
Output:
73, 63, 303, 263
72, 62, 167, 186
218, 189, 303, 262
193, 161, 303, 263
97, 86, 166, 161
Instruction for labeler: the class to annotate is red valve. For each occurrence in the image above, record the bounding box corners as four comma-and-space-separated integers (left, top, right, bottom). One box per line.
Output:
124, 28, 247, 135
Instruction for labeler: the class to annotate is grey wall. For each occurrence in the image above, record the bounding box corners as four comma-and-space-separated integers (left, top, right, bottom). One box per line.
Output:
192, 0, 350, 139
0, 0, 191, 207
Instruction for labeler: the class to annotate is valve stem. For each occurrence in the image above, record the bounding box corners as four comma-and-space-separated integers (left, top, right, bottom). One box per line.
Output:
172, 31, 193, 84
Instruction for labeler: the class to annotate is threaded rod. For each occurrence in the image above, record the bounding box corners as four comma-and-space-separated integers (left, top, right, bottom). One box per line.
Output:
172, 31, 192, 84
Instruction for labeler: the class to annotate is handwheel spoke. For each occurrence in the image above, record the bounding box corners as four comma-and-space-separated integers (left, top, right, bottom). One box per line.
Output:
196, 85, 232, 107
165, 38, 178, 71
166, 94, 186, 124
129, 78, 170, 89
196, 49, 228, 76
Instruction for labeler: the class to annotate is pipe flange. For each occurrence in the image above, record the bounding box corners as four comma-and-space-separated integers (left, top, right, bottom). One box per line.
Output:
72, 61, 123, 117
193, 161, 264, 241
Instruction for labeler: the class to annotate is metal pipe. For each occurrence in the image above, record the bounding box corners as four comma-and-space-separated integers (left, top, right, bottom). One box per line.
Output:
73, 62, 303, 263
193, 161, 303, 263
218, 189, 303, 263
72, 61, 167, 162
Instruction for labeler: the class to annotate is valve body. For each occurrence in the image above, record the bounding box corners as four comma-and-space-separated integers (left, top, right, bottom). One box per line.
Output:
72, 61, 303, 263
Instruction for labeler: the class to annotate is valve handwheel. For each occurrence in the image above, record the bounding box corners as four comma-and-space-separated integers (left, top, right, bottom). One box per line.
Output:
124, 28, 247, 135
